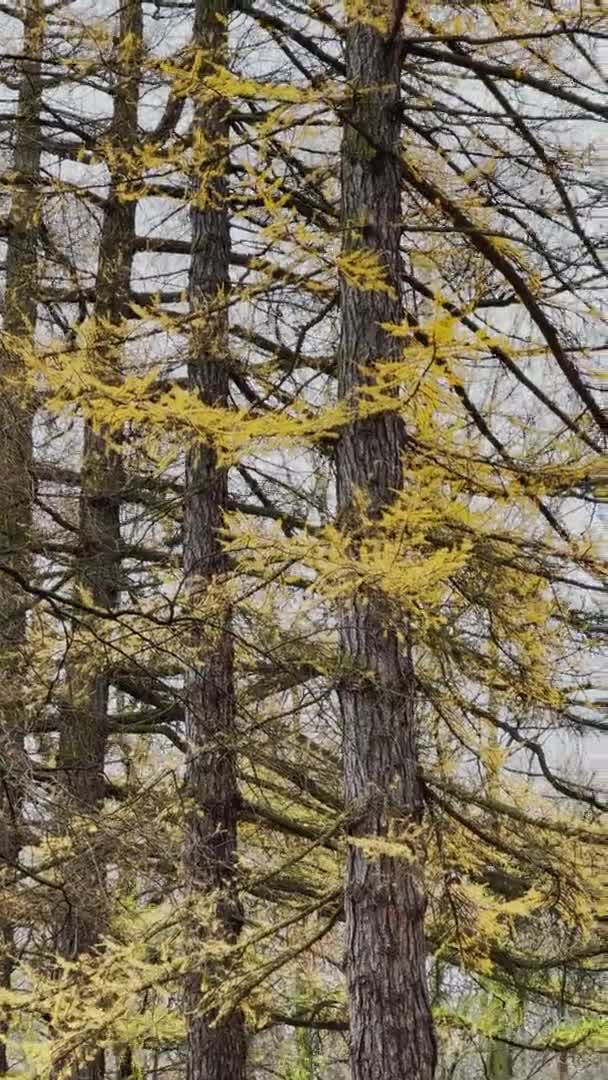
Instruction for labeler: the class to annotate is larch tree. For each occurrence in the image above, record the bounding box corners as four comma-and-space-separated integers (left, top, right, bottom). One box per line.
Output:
336, 4, 436, 1078
55, 0, 142, 949
54, 6, 143, 1080
183, 2, 248, 1079
0, 0, 42, 1072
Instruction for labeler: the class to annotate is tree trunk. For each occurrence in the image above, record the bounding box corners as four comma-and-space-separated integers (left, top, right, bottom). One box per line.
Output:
182, 4, 247, 1080
336, 7, 436, 1080
56, 5, 142, 1079
557, 1051, 568, 1080
484, 696, 513, 1080
0, 1, 42, 1071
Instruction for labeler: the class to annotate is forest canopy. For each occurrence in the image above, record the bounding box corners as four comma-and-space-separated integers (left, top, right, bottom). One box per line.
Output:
0, 3, 606, 1080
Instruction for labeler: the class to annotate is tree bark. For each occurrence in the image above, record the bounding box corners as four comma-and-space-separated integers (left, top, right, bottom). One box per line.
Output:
336, 7, 436, 1079
0, 1, 42, 1071
55, 5, 142, 1080
557, 1051, 568, 1080
182, 4, 247, 1080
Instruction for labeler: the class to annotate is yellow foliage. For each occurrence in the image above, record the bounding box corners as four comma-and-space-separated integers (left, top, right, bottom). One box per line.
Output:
337, 248, 398, 296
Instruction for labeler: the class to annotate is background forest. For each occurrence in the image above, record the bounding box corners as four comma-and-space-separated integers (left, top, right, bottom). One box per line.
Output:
0, 2, 606, 1079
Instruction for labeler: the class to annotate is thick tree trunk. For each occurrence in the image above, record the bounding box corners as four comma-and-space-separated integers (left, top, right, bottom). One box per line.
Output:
55, 5, 141, 1079
336, 7, 436, 1080
182, 4, 247, 1080
0, 1, 42, 1071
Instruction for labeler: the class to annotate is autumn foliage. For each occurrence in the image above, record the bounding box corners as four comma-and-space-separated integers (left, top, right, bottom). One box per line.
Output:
0, 3, 606, 1080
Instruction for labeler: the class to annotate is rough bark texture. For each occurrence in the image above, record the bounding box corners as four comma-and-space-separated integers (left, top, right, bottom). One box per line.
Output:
182, 3, 247, 1080
336, 7, 437, 1080
55, 5, 141, 1079
0, 2, 41, 1071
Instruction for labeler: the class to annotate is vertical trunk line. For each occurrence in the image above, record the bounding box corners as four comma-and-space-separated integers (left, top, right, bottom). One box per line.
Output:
336, 7, 436, 1079
182, 3, 247, 1079
484, 682, 513, 1080
55, 6, 142, 1080
557, 1051, 569, 1080
0, 1, 42, 1071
